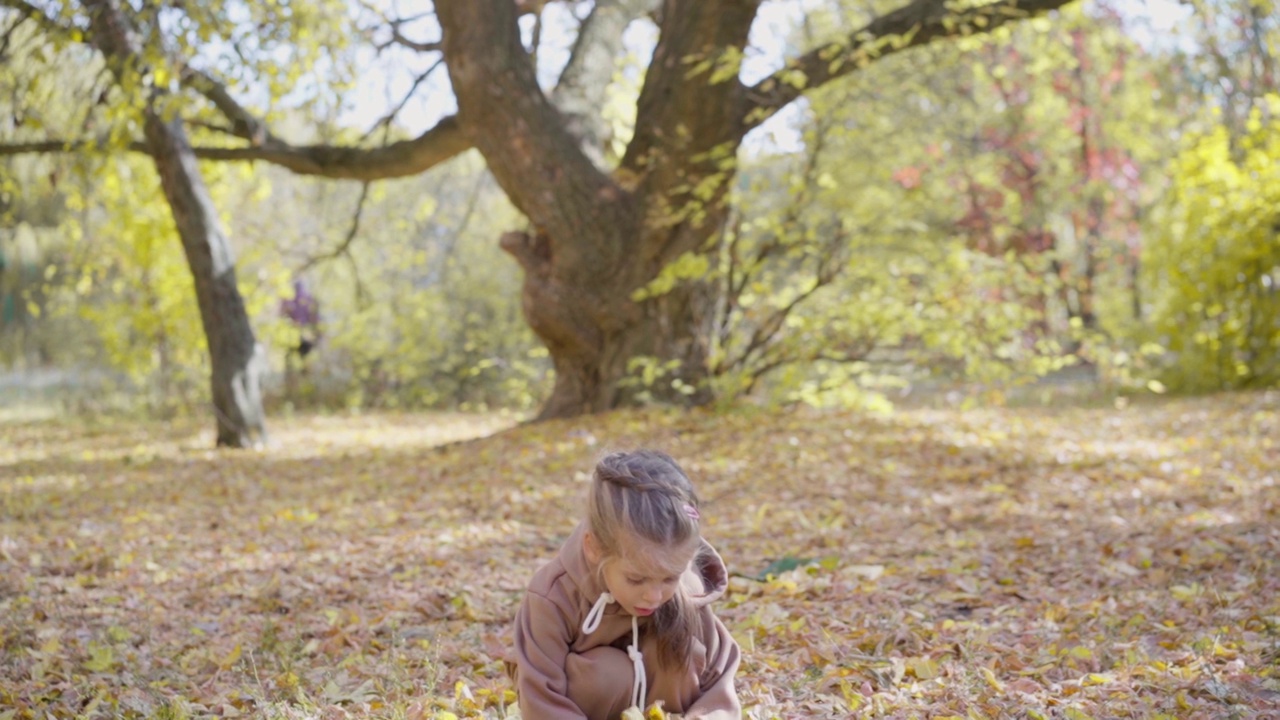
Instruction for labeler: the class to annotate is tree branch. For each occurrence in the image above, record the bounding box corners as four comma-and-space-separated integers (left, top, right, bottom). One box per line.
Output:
356, 0, 441, 53
0, 115, 472, 180
742, 0, 1078, 131
437, 0, 634, 261
621, 0, 759, 178
360, 56, 445, 142
179, 67, 277, 146
382, 28, 442, 53
0, 1, 471, 180
0, 140, 118, 156
550, 0, 659, 168
298, 181, 372, 274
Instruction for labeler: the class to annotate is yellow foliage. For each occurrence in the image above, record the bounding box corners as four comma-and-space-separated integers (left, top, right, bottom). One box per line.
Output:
1144, 97, 1280, 390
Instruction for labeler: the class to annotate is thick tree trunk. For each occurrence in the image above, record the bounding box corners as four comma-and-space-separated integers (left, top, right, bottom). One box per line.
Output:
440, 0, 748, 419
501, 227, 712, 418
142, 114, 268, 446
86, 0, 267, 447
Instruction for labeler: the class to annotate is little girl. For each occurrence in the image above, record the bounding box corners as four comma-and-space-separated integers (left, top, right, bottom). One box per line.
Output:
510, 449, 742, 719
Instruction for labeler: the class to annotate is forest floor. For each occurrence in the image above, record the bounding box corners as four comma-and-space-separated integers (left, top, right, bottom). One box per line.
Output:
1, 392, 1278, 719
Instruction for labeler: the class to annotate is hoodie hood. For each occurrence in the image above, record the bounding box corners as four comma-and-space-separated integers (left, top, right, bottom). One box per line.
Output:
687, 538, 730, 607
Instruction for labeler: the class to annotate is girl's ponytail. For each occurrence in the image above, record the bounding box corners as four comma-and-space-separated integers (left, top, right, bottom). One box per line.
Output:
649, 547, 706, 667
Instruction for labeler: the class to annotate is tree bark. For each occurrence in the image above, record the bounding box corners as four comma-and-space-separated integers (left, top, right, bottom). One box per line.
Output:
85, 0, 267, 447
143, 113, 269, 446
550, 0, 660, 168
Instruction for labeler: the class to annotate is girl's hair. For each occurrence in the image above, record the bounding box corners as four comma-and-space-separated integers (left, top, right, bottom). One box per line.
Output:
587, 449, 704, 668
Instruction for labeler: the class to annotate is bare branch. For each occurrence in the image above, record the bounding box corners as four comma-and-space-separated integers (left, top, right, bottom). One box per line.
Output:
298, 181, 372, 275
180, 67, 276, 145
713, 107, 849, 379
356, 0, 441, 54
381, 28, 442, 54
300, 180, 373, 307
359, 56, 445, 142
0, 139, 132, 155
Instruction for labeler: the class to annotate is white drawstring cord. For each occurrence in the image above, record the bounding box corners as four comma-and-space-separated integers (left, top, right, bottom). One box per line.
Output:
627, 615, 646, 710
582, 592, 613, 634
581, 592, 647, 711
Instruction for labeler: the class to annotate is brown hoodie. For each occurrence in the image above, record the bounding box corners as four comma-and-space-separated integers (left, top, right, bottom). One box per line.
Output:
512, 522, 742, 720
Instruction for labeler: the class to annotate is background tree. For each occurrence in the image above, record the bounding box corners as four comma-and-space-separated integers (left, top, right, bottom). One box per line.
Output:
685, 0, 1188, 409
1, 0, 1079, 421
1141, 105, 1280, 391
1135, 0, 1280, 391
0, 0, 344, 444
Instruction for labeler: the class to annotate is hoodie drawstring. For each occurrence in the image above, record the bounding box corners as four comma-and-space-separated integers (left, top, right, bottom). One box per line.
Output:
581, 592, 647, 711
626, 615, 645, 709
582, 591, 613, 634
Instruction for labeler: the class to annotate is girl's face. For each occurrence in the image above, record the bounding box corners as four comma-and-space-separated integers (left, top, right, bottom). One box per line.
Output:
588, 533, 699, 617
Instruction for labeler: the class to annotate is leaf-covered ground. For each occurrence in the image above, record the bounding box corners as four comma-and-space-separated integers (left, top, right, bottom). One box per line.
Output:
1, 395, 1278, 719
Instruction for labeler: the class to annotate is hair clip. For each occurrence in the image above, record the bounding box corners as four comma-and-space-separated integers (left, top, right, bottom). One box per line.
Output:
683, 503, 700, 521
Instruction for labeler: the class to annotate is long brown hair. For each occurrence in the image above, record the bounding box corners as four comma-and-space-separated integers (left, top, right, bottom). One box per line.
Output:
587, 449, 704, 669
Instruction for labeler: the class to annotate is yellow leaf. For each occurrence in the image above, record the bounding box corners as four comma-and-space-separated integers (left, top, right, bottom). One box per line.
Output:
83, 645, 114, 673
908, 657, 940, 680
1081, 673, 1113, 686
219, 644, 242, 670
980, 667, 1004, 692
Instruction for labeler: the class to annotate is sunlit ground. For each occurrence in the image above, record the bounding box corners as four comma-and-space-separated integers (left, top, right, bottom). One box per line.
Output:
1, 393, 1277, 718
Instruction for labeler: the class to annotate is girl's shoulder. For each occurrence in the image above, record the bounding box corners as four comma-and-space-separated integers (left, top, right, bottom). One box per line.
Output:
522, 523, 596, 614
526, 554, 571, 597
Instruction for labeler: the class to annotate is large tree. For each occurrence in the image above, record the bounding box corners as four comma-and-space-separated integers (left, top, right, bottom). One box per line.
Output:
2, 0, 1078, 419
2, 0, 268, 445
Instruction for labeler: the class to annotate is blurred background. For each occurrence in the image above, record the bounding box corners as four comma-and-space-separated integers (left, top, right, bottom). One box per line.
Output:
1, 0, 1276, 424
